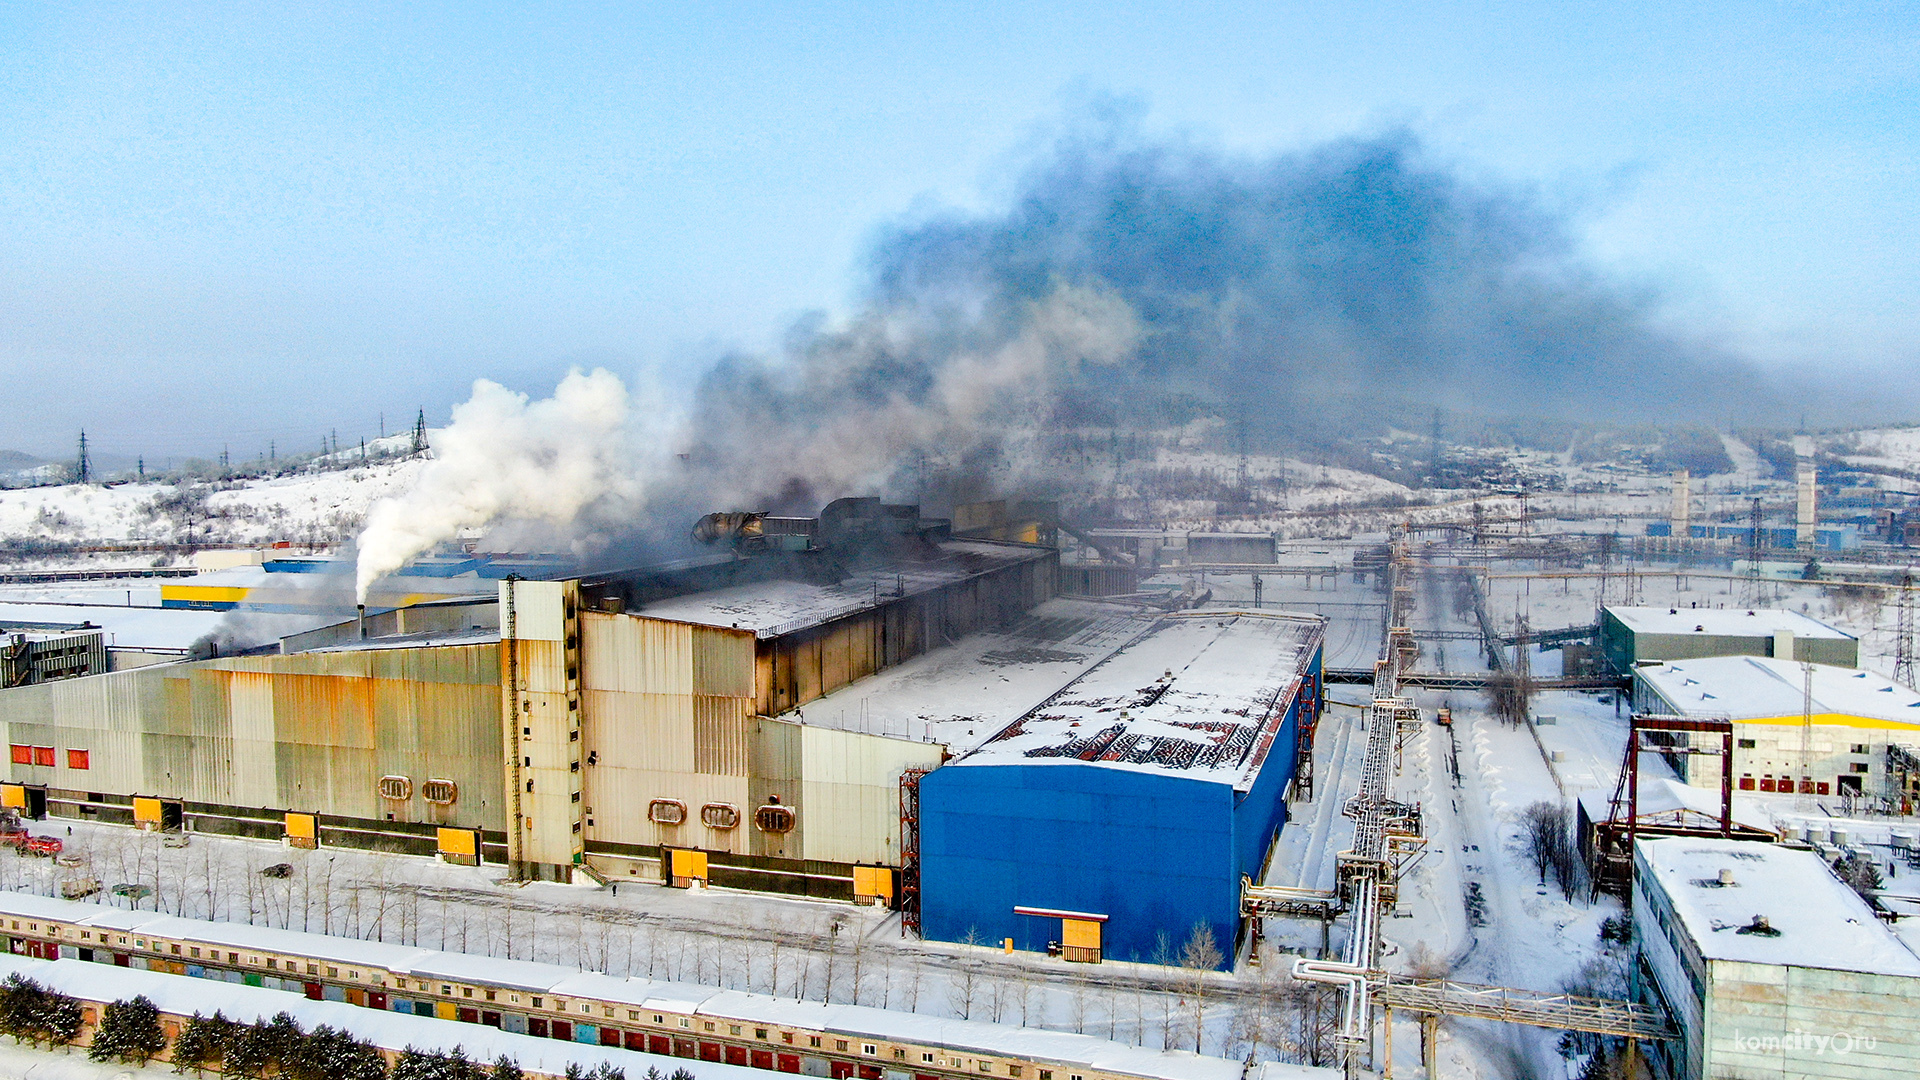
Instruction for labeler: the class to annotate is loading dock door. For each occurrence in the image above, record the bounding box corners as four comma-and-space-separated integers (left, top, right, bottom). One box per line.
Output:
1062, 918, 1102, 963
285, 813, 318, 849
1013, 905, 1107, 963
437, 827, 480, 866
667, 848, 708, 888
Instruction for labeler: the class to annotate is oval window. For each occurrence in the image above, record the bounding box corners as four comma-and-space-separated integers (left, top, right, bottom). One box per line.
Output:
754, 804, 796, 834
700, 803, 739, 829
421, 779, 458, 805
377, 776, 412, 801
648, 799, 687, 825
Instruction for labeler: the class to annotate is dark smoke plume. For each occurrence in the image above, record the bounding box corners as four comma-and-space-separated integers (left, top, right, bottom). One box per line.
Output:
363, 118, 1818, 577
679, 121, 1779, 513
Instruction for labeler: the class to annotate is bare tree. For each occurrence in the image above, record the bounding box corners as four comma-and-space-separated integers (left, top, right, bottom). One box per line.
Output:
1067, 976, 1091, 1034
948, 928, 983, 1020
1180, 924, 1224, 1053
902, 956, 923, 1013
1152, 933, 1177, 1049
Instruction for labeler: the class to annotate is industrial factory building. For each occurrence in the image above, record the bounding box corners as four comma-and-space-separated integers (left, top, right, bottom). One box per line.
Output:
0, 501, 1058, 894
1632, 656, 1920, 805
917, 611, 1325, 967
1633, 837, 1920, 1080
1600, 605, 1857, 671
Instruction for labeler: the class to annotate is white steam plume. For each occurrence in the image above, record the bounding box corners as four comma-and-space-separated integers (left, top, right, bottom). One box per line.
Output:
354, 367, 648, 602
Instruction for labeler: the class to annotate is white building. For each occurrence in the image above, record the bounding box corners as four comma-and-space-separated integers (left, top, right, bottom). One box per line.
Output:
1633, 837, 1920, 1080
1632, 657, 1920, 804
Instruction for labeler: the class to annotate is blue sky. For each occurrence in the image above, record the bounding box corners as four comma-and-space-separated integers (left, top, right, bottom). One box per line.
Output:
1, 2, 1915, 459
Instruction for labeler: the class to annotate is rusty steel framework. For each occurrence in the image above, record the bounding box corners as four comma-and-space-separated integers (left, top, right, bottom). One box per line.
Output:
898, 766, 931, 938
1590, 715, 1739, 897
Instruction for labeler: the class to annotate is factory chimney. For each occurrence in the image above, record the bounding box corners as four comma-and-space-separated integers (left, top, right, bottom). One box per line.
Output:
1670, 469, 1691, 540
1794, 436, 1817, 551
357, 604, 368, 641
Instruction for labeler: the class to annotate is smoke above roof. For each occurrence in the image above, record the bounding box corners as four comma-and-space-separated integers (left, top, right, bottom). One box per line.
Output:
356, 120, 1796, 591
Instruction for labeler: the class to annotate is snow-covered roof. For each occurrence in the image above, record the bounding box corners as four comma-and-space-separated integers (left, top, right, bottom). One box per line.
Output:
634, 540, 1050, 639
1575, 777, 1772, 833
771, 598, 1156, 750
954, 612, 1325, 789
0, 601, 327, 651
0, 953, 763, 1080
1605, 605, 1852, 640
307, 627, 503, 653
1636, 656, 1920, 727
0, 892, 1283, 1080
1637, 837, 1920, 975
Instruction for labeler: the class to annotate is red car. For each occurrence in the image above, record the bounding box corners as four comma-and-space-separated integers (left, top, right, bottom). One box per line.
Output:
22, 836, 62, 857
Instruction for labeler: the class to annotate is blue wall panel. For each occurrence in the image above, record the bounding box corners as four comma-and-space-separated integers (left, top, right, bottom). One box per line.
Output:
920, 763, 1240, 966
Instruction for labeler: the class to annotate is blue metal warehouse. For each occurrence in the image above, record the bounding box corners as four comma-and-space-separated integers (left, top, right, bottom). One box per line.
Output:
918, 611, 1325, 968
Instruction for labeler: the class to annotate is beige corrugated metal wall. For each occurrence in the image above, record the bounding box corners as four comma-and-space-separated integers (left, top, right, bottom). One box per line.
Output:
581, 611, 941, 867
0, 645, 505, 830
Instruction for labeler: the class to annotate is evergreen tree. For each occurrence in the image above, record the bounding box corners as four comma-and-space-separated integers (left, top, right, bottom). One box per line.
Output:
0, 975, 82, 1047
89, 995, 167, 1065
489, 1056, 525, 1080
172, 1011, 238, 1075
285, 1024, 387, 1080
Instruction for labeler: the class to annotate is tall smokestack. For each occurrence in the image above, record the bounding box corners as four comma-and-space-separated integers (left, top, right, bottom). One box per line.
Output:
1794, 436, 1817, 551
1670, 469, 1691, 540
357, 604, 367, 641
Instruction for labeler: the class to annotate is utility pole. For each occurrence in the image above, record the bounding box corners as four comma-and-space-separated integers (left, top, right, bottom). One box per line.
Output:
74, 431, 90, 484
1895, 571, 1916, 690
1742, 497, 1765, 606
1797, 661, 1815, 811
411, 409, 429, 455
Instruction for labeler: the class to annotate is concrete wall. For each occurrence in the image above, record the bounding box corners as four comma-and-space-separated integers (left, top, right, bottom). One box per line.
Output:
1701, 961, 1920, 1080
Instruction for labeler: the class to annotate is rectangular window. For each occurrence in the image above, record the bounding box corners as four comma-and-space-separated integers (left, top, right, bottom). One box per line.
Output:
653, 1015, 664, 1025
731, 1026, 742, 1036
1851, 744, 1870, 755
9, 745, 29, 765
925, 1055, 936, 1064
31, 746, 53, 767
531, 998, 542, 1008
487, 991, 497, 1002
1736, 738, 1756, 749
756, 1029, 768, 1040
862, 1044, 876, 1055
836, 1041, 849, 1052
1852, 763, 1870, 773
704, 1022, 716, 1033
171, 944, 181, 955
189, 947, 200, 958
809, 1037, 821, 1048
65, 749, 89, 770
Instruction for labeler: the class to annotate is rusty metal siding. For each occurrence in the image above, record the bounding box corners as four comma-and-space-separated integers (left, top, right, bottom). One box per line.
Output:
0, 643, 506, 831
693, 696, 750, 776
757, 546, 1057, 715
691, 625, 754, 698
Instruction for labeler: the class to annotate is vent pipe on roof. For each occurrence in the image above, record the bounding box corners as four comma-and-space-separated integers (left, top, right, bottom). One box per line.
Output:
357, 604, 367, 641
1718, 867, 1735, 886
